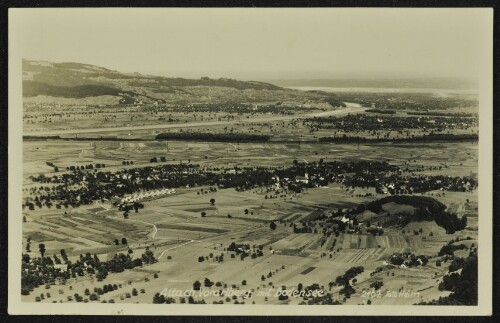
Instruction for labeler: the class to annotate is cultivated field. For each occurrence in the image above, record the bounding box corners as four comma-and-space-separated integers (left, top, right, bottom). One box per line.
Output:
21, 88, 479, 306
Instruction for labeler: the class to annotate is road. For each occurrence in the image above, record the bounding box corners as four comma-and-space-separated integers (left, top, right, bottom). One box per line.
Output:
24, 103, 365, 136
156, 240, 200, 260
126, 218, 158, 239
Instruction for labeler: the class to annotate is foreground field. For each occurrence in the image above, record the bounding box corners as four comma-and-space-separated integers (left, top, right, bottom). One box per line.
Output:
22, 167, 477, 305
21, 99, 479, 305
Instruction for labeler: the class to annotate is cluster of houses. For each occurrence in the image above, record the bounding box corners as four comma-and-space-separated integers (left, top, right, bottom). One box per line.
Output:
329, 215, 384, 234
114, 188, 176, 205
383, 252, 428, 269
272, 172, 330, 190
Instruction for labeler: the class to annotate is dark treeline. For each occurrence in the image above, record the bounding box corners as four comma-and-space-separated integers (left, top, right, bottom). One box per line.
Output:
417, 251, 477, 305
291, 194, 467, 242
366, 196, 467, 234
21, 249, 156, 296
438, 243, 468, 256
155, 132, 270, 142
334, 92, 478, 111
148, 101, 319, 115
25, 160, 476, 211
365, 108, 397, 114
407, 112, 477, 117
330, 266, 364, 299
307, 114, 478, 132
24, 133, 478, 144
318, 133, 478, 144
24, 135, 63, 141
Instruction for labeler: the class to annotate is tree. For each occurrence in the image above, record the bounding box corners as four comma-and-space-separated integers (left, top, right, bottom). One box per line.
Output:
270, 222, 277, 230
193, 280, 201, 291
121, 238, 128, 245
60, 249, 68, 262
201, 212, 207, 217
210, 198, 215, 206
38, 243, 46, 257
204, 278, 213, 287
153, 293, 164, 304
278, 293, 289, 301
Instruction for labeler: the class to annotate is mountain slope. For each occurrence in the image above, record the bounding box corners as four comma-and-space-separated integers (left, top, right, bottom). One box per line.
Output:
22, 59, 346, 107
24, 60, 280, 96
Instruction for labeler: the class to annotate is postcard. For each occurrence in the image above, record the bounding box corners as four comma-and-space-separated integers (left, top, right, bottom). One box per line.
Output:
8, 7, 493, 315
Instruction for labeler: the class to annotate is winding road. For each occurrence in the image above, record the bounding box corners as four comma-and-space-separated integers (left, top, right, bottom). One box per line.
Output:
156, 240, 200, 260
128, 218, 158, 239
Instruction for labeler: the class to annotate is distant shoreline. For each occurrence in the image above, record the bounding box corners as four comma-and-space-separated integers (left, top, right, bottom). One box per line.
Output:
288, 86, 479, 95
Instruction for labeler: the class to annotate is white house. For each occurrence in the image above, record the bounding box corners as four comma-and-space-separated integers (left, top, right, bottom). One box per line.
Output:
295, 173, 309, 184
54, 264, 68, 272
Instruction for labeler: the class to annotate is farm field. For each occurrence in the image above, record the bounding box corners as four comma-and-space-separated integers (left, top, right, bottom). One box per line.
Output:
23, 139, 478, 175
20, 62, 480, 306
21, 139, 478, 305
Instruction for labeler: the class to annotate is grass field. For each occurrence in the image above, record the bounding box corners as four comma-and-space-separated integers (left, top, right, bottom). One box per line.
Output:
22, 177, 476, 305
21, 105, 479, 305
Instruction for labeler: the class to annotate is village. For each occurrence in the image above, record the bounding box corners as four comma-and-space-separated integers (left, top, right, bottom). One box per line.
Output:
20, 59, 480, 307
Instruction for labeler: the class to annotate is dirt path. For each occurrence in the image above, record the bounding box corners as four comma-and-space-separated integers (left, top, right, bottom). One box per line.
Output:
122, 217, 158, 239
156, 240, 200, 260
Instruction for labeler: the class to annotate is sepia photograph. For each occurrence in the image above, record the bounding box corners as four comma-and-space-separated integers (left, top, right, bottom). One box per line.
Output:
8, 8, 493, 315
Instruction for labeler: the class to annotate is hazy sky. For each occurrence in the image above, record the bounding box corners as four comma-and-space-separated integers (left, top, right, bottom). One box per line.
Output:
11, 8, 490, 81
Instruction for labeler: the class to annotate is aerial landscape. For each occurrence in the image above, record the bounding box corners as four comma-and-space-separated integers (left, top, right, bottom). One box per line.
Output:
20, 59, 479, 306
14, 9, 485, 310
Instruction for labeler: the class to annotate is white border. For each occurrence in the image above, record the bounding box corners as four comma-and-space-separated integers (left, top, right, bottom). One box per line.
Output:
8, 8, 493, 316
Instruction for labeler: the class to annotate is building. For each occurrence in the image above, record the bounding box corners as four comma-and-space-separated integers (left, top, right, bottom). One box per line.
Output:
54, 264, 68, 272
295, 172, 309, 184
